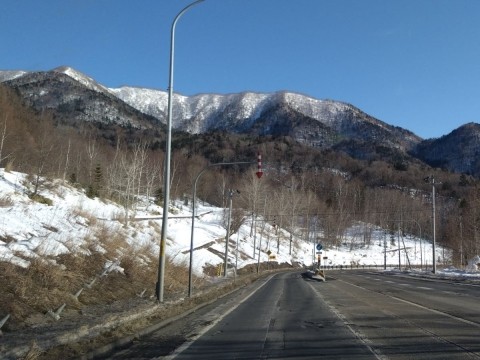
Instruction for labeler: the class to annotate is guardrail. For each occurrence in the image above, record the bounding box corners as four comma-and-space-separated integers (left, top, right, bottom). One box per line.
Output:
317, 264, 437, 271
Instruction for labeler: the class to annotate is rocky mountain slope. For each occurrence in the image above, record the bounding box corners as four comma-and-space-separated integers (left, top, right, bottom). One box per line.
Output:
111, 86, 421, 153
414, 123, 480, 175
1, 66, 479, 175
1, 67, 161, 131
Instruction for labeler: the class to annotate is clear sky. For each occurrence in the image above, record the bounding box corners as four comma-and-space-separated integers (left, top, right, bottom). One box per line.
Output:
2, 0, 480, 139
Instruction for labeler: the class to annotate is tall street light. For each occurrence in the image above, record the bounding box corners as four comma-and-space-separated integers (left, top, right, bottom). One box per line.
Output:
224, 189, 236, 277
431, 176, 437, 274
156, 0, 205, 303
424, 175, 437, 274
188, 161, 256, 297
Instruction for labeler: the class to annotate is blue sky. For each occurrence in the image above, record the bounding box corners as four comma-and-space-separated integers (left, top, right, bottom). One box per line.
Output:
2, 0, 480, 139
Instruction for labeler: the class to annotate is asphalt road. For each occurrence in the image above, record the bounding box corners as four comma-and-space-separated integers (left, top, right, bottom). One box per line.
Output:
99, 270, 480, 360
318, 270, 480, 359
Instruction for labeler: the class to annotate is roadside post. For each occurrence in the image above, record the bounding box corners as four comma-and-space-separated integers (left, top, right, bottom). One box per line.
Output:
316, 242, 323, 269
315, 243, 326, 280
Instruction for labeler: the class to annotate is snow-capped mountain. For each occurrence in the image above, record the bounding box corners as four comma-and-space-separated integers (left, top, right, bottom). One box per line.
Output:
5, 65, 480, 173
53, 66, 113, 95
110, 85, 421, 153
0, 67, 419, 150
0, 67, 161, 131
0, 70, 27, 83
109, 87, 273, 133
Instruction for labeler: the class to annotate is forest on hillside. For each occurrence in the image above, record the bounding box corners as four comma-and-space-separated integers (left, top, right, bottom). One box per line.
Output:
1, 84, 479, 266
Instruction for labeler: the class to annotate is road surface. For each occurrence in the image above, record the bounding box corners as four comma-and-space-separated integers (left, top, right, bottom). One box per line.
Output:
99, 270, 480, 359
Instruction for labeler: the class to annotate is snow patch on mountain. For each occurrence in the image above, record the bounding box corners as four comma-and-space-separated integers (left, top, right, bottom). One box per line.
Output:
54, 66, 113, 95
110, 86, 273, 133
109, 86, 169, 119
284, 93, 349, 125
0, 70, 28, 83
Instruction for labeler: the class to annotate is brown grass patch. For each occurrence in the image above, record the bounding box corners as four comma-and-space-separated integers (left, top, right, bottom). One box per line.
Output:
95, 224, 129, 259
71, 206, 97, 226
0, 224, 208, 333
0, 194, 13, 207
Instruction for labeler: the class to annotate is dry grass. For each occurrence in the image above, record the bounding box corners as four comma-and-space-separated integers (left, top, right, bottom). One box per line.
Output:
95, 224, 129, 258
0, 219, 208, 333
56, 252, 103, 282
0, 194, 13, 207
22, 341, 43, 360
71, 205, 97, 226
0, 233, 16, 243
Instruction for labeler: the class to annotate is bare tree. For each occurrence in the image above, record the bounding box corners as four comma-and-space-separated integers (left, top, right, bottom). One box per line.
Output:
86, 135, 98, 184
30, 115, 56, 196
238, 169, 266, 238
131, 141, 150, 210
0, 114, 13, 170
144, 151, 164, 205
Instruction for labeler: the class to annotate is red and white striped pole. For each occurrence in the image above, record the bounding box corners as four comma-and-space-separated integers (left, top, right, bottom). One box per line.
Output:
256, 153, 263, 179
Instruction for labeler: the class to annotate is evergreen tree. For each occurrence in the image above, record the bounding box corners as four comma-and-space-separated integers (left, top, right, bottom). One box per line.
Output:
154, 187, 163, 205
89, 163, 103, 198
86, 184, 96, 199
93, 163, 103, 185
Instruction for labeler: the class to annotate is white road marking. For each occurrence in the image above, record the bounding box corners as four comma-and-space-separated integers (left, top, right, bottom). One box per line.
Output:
160, 274, 276, 360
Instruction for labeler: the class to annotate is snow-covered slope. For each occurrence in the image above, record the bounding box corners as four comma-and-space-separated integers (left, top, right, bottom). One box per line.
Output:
110, 86, 354, 133
0, 168, 456, 276
0, 169, 314, 274
0, 70, 27, 83
109, 86, 274, 133
0, 67, 111, 95
54, 66, 113, 95
109, 85, 421, 151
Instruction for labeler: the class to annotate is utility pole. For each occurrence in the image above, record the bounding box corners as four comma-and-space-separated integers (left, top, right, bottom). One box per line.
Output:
432, 176, 437, 273
223, 189, 235, 277
383, 229, 387, 270
188, 161, 253, 296
424, 175, 437, 274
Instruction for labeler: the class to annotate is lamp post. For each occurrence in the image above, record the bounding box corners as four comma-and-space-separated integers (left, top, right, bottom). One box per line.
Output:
188, 161, 256, 297
431, 176, 437, 274
424, 175, 437, 274
224, 189, 238, 277
156, 0, 205, 303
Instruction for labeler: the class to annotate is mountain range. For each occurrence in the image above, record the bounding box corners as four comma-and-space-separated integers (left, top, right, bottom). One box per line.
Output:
1, 66, 480, 176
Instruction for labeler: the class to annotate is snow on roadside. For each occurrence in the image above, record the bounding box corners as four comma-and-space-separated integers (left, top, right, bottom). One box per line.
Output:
0, 169, 479, 280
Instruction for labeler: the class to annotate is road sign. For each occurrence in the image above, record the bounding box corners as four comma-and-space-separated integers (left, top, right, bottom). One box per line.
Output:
316, 243, 323, 251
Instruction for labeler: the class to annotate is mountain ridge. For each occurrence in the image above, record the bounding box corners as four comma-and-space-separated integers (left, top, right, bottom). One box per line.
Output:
1, 66, 479, 175
1, 67, 162, 132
